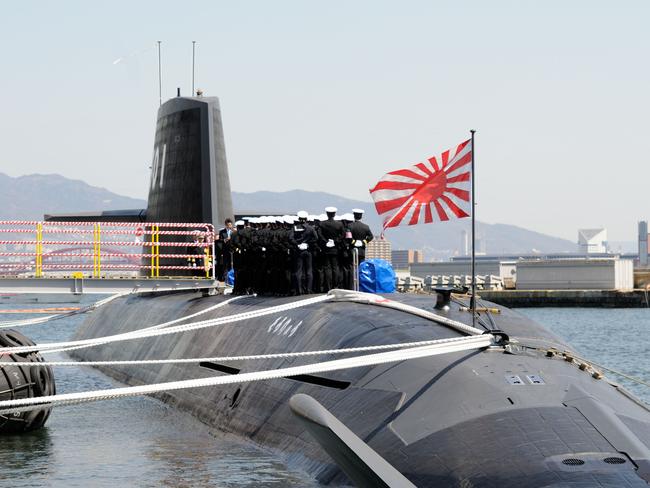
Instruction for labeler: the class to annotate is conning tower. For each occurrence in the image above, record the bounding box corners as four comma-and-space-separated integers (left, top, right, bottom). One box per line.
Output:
146, 96, 233, 227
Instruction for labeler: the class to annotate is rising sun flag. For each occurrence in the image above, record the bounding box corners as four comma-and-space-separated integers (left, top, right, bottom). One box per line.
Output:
369, 139, 473, 232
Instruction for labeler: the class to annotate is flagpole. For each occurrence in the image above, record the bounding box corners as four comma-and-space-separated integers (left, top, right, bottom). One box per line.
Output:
470, 129, 476, 327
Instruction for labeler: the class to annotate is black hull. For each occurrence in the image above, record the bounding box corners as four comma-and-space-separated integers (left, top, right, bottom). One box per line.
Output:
72, 292, 650, 486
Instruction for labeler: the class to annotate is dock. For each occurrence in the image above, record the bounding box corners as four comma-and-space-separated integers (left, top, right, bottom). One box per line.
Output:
479, 289, 650, 308
0, 276, 219, 295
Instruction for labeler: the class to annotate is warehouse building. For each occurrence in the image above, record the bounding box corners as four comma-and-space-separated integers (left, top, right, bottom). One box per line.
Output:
516, 257, 633, 290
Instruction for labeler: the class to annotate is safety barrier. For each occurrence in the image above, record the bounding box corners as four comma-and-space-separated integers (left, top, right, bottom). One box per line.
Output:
0, 221, 215, 279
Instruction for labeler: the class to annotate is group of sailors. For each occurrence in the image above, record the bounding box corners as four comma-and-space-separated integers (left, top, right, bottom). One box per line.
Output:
212, 207, 373, 295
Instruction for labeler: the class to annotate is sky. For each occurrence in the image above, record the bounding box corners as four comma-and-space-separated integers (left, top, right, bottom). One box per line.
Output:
0, 1, 648, 242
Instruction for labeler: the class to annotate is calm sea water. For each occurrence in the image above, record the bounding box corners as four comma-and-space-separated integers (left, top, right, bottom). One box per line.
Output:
516, 307, 650, 404
1, 301, 650, 487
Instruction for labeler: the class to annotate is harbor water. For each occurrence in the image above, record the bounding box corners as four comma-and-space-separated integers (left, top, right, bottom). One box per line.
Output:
1, 300, 650, 486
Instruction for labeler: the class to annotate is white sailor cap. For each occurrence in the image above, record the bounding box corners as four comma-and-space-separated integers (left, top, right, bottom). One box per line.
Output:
297, 210, 308, 219
352, 208, 364, 214
342, 213, 353, 221
284, 216, 294, 224
318, 213, 327, 221
325, 206, 337, 213
307, 214, 317, 221
235, 220, 244, 226
242, 216, 251, 221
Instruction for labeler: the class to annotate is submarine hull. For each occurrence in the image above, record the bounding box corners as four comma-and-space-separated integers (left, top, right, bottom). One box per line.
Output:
72, 292, 650, 486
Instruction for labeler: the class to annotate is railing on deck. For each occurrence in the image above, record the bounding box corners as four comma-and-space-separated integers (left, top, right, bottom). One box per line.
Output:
0, 221, 216, 279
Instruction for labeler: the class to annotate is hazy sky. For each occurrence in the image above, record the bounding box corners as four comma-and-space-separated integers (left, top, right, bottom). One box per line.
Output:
1, 1, 648, 242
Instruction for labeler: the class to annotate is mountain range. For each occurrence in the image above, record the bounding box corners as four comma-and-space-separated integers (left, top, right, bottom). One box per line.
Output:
0, 173, 579, 259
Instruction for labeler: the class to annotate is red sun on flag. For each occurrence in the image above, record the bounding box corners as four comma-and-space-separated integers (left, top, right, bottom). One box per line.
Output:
369, 139, 472, 231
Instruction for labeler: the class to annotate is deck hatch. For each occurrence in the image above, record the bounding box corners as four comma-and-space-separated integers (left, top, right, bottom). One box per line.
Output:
505, 375, 524, 385
526, 374, 545, 385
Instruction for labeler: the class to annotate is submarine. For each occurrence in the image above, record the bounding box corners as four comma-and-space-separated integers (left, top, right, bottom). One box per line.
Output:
22, 94, 650, 486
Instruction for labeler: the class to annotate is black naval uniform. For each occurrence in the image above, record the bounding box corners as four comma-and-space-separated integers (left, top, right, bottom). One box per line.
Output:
318, 217, 344, 291
214, 229, 225, 280
311, 221, 324, 293
218, 226, 234, 281
340, 222, 354, 289
290, 221, 317, 295
231, 226, 251, 294
276, 224, 292, 295
350, 219, 374, 263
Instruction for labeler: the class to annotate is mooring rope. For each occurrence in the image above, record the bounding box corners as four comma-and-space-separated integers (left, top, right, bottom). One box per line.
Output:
41, 295, 250, 354
0, 335, 483, 368
0, 294, 332, 355
0, 291, 483, 356
0, 335, 495, 414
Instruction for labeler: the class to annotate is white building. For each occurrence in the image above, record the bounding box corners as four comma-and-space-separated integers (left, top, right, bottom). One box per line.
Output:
578, 228, 607, 254
516, 257, 633, 290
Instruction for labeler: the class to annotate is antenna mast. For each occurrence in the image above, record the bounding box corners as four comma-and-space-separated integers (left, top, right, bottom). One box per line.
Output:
192, 41, 196, 96
157, 41, 162, 106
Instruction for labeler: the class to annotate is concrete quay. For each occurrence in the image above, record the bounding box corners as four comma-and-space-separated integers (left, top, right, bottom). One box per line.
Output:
479, 289, 650, 308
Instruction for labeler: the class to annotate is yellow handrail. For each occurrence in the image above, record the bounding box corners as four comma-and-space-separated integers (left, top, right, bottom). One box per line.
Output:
150, 225, 160, 277
204, 245, 211, 278
35, 223, 43, 278
92, 223, 101, 278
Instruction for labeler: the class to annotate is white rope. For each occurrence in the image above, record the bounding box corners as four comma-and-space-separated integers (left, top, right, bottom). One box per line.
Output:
0, 290, 481, 357
0, 314, 60, 328
43, 295, 248, 354
328, 289, 485, 336
0, 335, 495, 414
0, 335, 479, 367
0, 294, 332, 355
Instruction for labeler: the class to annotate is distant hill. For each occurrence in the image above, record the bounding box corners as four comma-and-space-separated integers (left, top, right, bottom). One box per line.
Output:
0, 173, 146, 220
0, 174, 577, 259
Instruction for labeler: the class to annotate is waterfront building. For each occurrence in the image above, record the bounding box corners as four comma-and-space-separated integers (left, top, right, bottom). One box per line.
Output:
516, 257, 633, 290
366, 238, 391, 262
578, 228, 608, 254
391, 249, 423, 270
639, 221, 649, 267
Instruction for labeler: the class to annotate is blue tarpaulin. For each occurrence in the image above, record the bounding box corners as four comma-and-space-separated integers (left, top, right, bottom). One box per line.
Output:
359, 259, 396, 293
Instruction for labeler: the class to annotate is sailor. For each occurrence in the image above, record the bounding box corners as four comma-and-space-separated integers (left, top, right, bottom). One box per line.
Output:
214, 226, 224, 280
317, 207, 344, 291
219, 218, 235, 281
340, 213, 354, 289
266, 217, 282, 295
350, 208, 373, 264
277, 216, 293, 296
310, 215, 324, 293
250, 217, 267, 293
290, 211, 317, 295
231, 220, 249, 294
